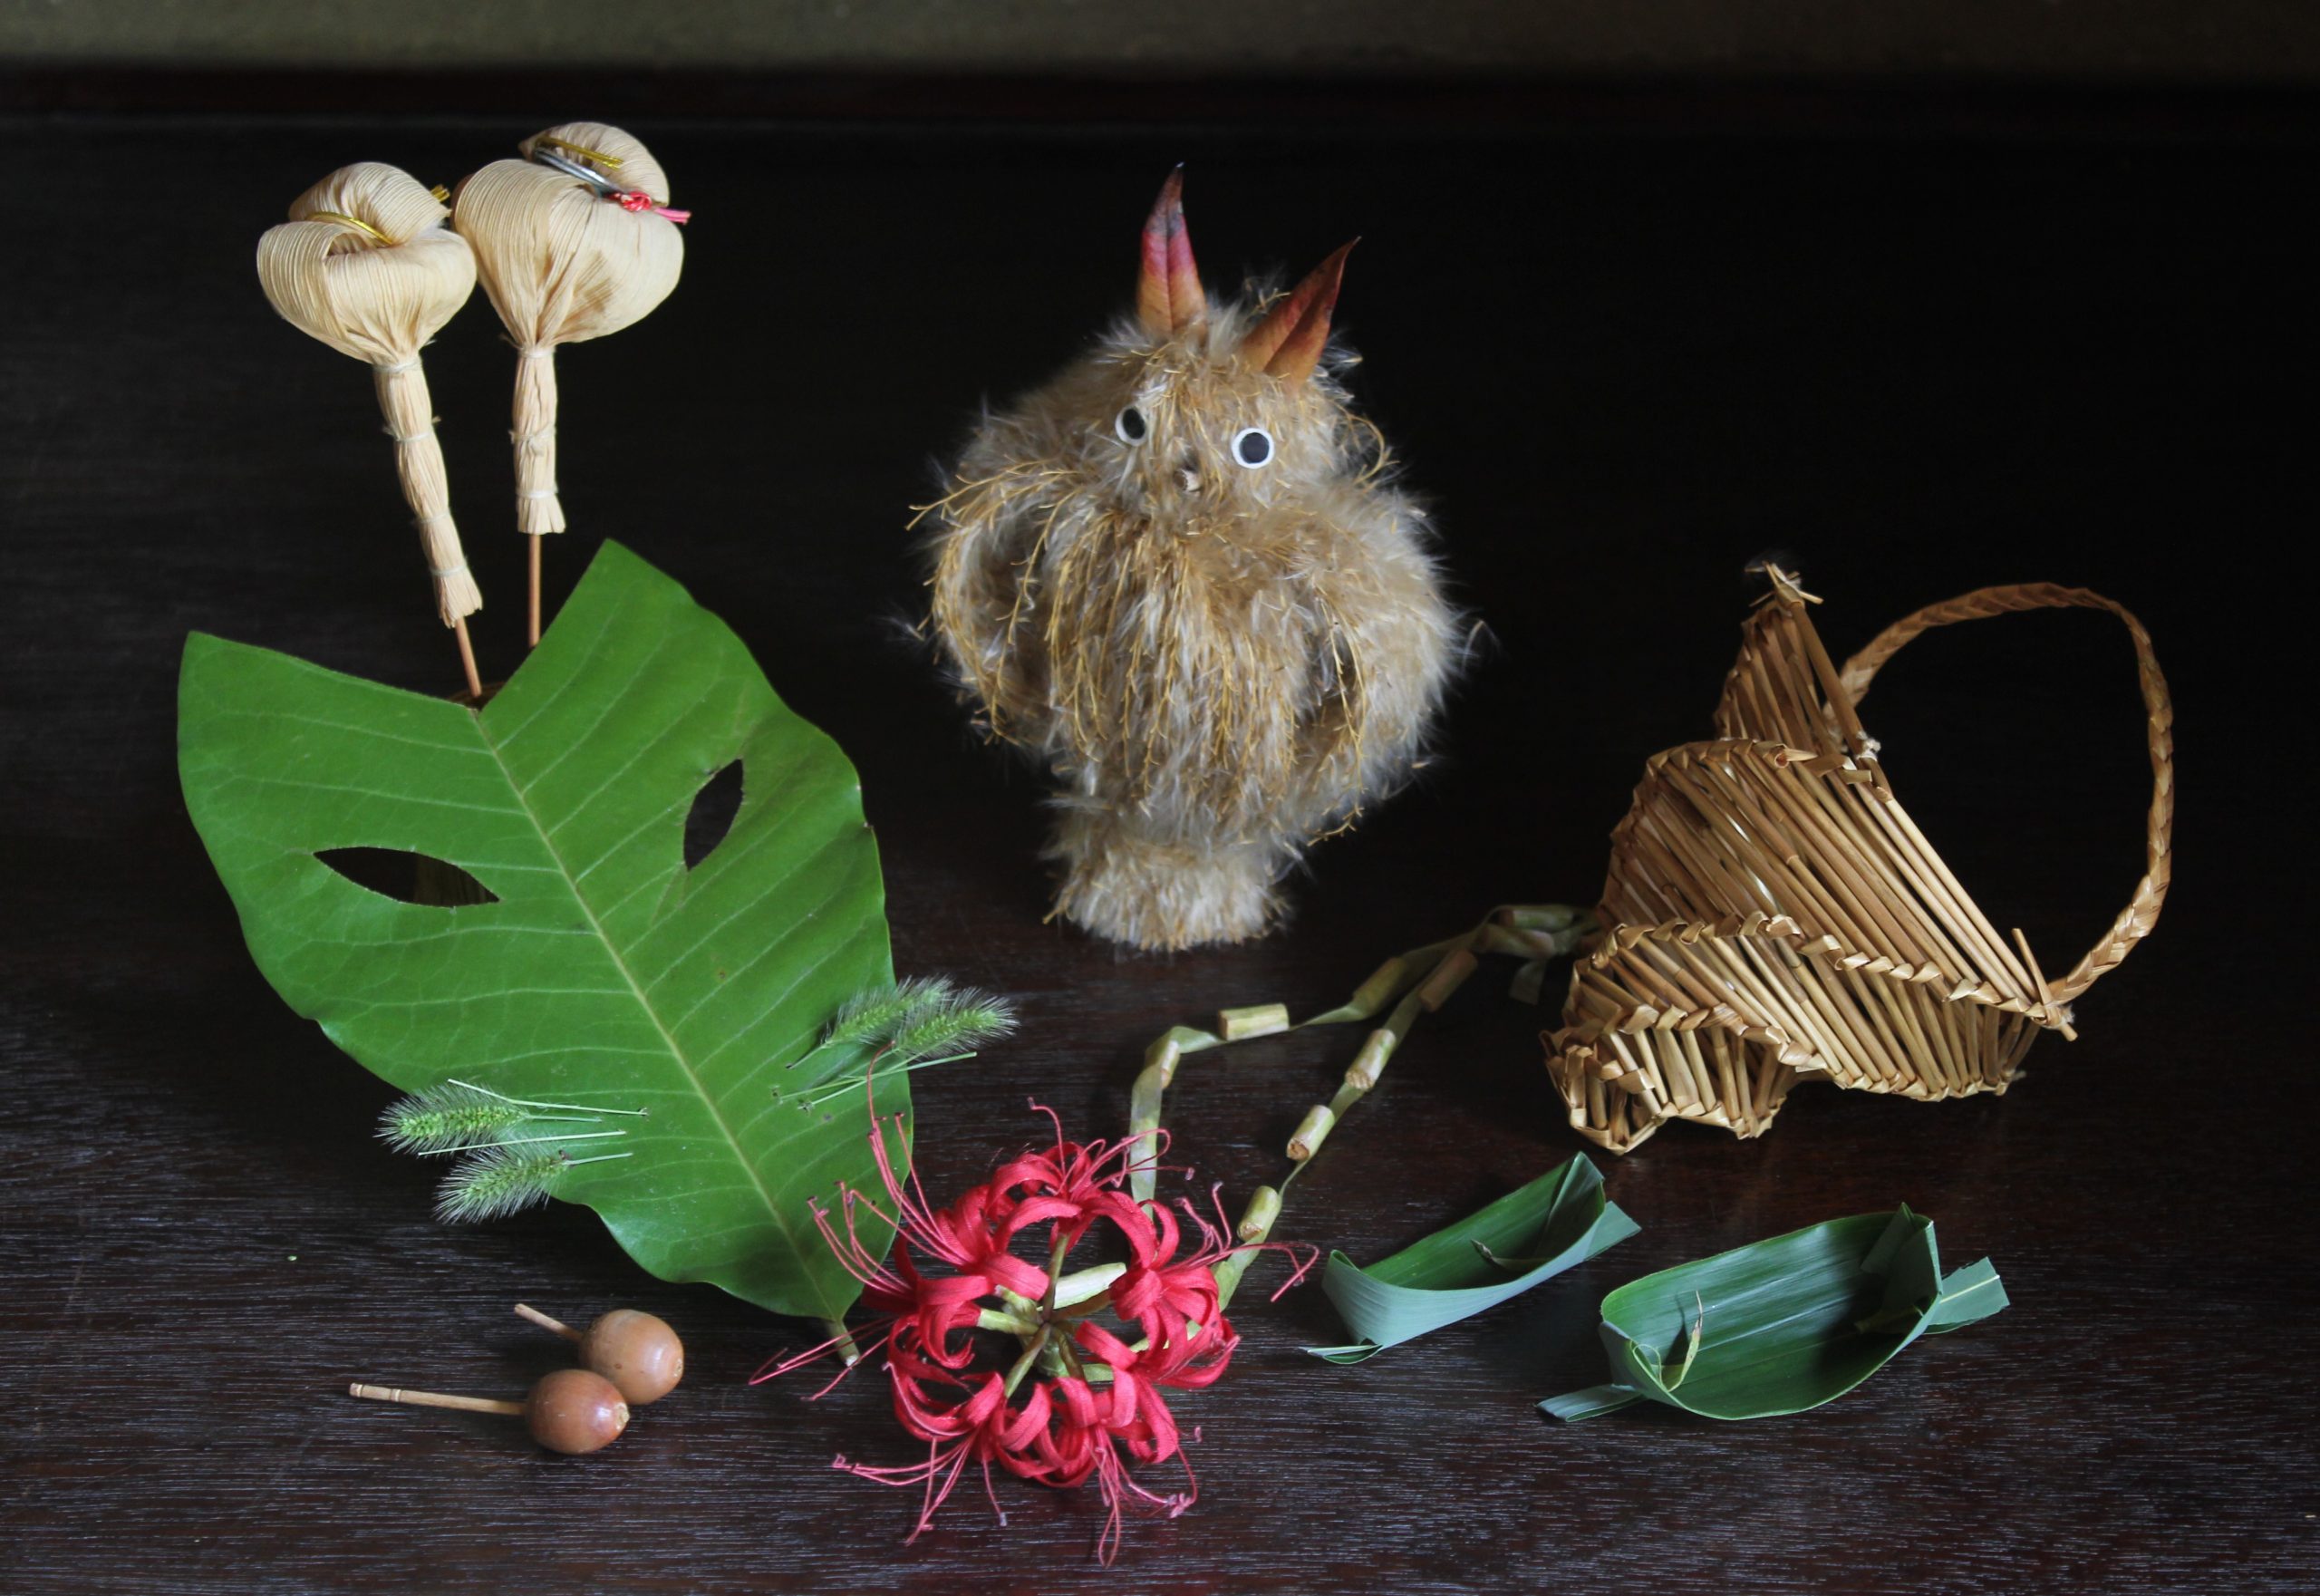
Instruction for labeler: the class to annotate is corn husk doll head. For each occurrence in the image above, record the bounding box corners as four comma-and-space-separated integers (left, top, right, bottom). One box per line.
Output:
927, 170, 1458, 952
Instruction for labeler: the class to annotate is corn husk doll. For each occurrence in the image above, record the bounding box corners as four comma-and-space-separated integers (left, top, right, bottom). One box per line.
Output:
927, 171, 1458, 952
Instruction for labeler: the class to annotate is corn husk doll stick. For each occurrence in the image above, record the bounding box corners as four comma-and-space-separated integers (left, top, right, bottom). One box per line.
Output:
452, 123, 688, 646
256, 163, 486, 698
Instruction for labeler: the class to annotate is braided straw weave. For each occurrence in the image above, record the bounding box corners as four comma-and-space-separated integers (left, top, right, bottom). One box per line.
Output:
1546, 568, 2173, 1152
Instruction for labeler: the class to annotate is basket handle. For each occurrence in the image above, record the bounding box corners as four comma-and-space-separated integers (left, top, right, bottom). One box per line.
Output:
1837, 583, 2173, 1003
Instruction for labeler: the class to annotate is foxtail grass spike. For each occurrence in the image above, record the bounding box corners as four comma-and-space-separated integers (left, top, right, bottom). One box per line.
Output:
809, 977, 1019, 1074
885, 985, 1016, 1063
378, 1082, 570, 1154
817, 977, 951, 1055
434, 1146, 633, 1223
436, 1146, 568, 1222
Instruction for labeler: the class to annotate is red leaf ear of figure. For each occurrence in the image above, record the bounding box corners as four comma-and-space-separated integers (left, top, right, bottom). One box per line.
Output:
1136, 168, 1206, 336
1239, 240, 1355, 386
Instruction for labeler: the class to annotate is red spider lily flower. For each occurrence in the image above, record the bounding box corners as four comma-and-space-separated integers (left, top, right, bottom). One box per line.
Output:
838, 1365, 1056, 1539
1106, 1191, 1251, 1383
860, 1095, 1054, 1302
750, 1186, 987, 1386
1038, 1364, 1197, 1563
984, 1102, 1159, 1254
756, 1089, 1314, 1564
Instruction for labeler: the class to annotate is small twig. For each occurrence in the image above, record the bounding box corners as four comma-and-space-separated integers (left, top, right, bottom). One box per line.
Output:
818, 1319, 863, 1367
1001, 1327, 1052, 1397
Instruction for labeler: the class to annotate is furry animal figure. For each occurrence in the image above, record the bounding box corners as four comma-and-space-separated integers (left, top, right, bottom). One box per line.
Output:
925, 170, 1458, 951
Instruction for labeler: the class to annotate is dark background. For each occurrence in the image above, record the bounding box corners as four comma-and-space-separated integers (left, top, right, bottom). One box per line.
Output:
3, 56, 2315, 1596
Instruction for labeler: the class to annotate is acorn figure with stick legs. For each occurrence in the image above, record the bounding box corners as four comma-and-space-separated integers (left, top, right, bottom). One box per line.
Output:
925, 170, 1459, 951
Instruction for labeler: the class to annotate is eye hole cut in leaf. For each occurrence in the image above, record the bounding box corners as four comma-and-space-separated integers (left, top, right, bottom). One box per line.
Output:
1540, 1204, 2007, 1423
1305, 1154, 1638, 1364
178, 541, 901, 1324
315, 846, 501, 905
683, 759, 745, 869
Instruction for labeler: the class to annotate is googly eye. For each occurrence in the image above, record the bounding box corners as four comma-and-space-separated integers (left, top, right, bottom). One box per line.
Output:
1231, 426, 1274, 469
1115, 406, 1148, 445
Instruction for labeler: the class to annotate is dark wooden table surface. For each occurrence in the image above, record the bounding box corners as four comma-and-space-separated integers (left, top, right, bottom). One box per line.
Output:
5, 100, 2314, 1594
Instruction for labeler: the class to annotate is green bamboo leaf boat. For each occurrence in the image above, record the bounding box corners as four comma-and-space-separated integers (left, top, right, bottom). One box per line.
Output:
1308, 1154, 1638, 1364
1542, 1204, 2006, 1422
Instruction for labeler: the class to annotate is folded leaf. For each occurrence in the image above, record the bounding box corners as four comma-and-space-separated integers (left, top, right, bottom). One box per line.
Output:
1307, 1154, 1638, 1363
1540, 1204, 2006, 1422
179, 541, 897, 1322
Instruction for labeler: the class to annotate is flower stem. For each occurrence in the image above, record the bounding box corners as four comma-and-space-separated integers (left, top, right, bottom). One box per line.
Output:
1001, 1326, 1050, 1397
1050, 1262, 1126, 1311
819, 1319, 862, 1367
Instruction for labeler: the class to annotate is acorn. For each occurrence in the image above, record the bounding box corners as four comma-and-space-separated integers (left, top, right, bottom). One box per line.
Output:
515, 1302, 685, 1404
348, 1367, 629, 1456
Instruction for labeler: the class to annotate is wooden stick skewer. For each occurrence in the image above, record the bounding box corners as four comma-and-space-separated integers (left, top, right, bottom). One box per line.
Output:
348, 1369, 631, 1454
513, 1301, 581, 1340
453, 615, 483, 701
349, 1382, 521, 1416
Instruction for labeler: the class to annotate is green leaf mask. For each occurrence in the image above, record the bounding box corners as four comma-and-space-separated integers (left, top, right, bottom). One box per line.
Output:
179, 541, 896, 1322
1306, 1154, 1638, 1364
1540, 1204, 2006, 1422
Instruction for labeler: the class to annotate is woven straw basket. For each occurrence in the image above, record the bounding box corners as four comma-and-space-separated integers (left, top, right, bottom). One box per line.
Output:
1546, 568, 2173, 1153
